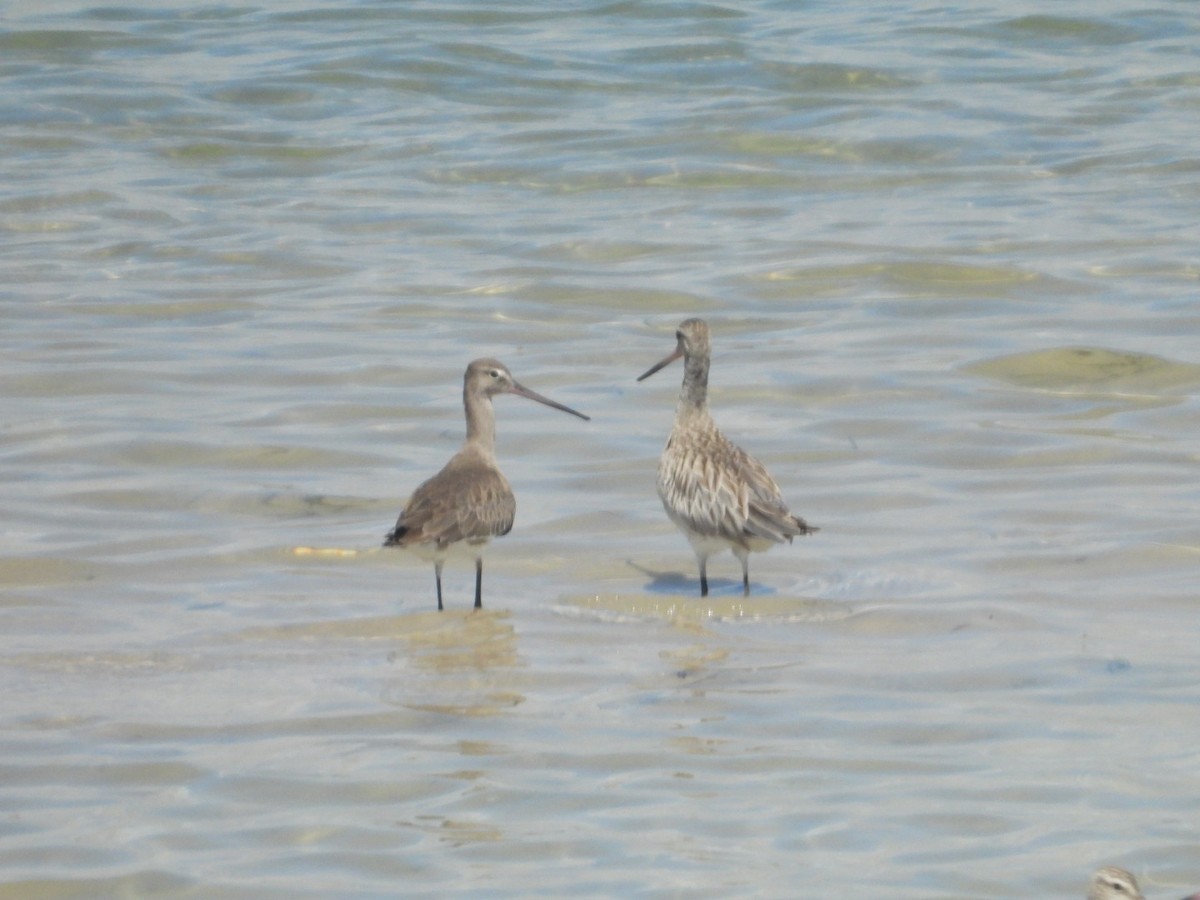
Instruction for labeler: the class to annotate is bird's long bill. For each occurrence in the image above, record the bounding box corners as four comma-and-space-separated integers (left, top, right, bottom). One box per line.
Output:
636, 346, 683, 382
509, 381, 591, 421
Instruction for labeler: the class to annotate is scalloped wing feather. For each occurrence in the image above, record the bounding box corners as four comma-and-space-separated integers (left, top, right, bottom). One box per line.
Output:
658, 426, 814, 547
739, 449, 816, 541
385, 458, 515, 548
657, 430, 753, 544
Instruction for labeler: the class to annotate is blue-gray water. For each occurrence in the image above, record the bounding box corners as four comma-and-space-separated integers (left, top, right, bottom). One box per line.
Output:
2, 2, 1199, 897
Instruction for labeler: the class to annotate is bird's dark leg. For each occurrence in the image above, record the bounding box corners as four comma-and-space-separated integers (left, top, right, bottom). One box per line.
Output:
435, 561, 444, 612
474, 558, 483, 609
729, 548, 752, 596
699, 557, 708, 598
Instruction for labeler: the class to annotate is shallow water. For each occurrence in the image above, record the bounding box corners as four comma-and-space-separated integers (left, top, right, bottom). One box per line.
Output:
2, 1, 1200, 897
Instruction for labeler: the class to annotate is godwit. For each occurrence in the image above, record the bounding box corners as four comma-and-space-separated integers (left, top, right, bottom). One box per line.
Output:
1088, 867, 1145, 900
384, 358, 589, 610
637, 318, 817, 597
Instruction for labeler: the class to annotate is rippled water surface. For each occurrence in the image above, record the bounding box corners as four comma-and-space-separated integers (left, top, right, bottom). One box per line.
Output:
3, 1, 1199, 897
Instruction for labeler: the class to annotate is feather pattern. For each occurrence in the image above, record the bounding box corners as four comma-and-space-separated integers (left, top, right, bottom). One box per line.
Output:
385, 448, 515, 549
638, 318, 817, 597
657, 418, 813, 550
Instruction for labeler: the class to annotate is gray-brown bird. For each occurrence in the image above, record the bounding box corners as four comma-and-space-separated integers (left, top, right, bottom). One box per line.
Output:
385, 358, 589, 610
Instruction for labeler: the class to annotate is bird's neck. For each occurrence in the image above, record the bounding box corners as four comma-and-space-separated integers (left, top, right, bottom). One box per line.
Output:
676, 354, 710, 416
463, 392, 497, 456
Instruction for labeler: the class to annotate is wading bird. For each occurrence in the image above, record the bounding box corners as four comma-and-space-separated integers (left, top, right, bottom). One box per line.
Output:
637, 318, 817, 597
385, 358, 589, 610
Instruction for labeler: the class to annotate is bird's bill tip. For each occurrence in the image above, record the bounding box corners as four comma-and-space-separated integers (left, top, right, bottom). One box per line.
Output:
509, 382, 590, 421
636, 347, 683, 382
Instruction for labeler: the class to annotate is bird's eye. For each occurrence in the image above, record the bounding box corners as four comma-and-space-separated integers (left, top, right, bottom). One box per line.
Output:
489, 370, 501, 379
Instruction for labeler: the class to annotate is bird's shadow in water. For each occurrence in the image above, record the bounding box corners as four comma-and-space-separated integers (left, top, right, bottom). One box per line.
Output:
625, 560, 775, 597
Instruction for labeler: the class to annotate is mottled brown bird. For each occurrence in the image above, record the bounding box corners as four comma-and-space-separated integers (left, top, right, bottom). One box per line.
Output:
385, 358, 589, 610
1088, 867, 1145, 900
637, 318, 817, 597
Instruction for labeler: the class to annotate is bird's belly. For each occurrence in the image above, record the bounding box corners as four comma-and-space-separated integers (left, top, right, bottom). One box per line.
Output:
394, 536, 492, 564
660, 500, 779, 556
657, 474, 743, 545
743, 535, 778, 553
681, 531, 737, 557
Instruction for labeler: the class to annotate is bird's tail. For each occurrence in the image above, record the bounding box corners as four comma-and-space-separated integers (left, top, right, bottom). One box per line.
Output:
792, 515, 819, 536
747, 502, 819, 544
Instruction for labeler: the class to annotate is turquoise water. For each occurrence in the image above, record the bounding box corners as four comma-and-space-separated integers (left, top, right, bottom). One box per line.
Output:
2, 2, 1199, 896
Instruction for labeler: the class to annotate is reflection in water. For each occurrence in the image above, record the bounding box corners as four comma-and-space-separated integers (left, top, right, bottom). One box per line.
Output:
235, 608, 524, 715
660, 644, 731, 680
555, 591, 851, 625
381, 610, 525, 716
625, 558, 822, 600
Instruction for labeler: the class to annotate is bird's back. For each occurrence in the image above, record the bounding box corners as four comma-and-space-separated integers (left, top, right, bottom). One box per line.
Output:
657, 417, 814, 548
385, 449, 515, 549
